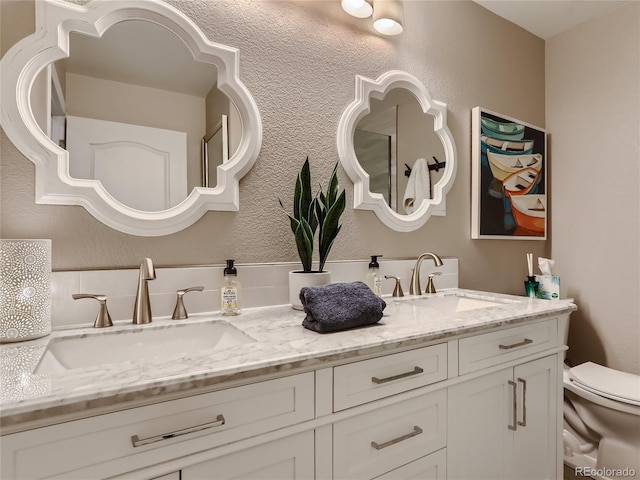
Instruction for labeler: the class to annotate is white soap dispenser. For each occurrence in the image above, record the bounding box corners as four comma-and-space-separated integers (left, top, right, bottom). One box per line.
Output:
221, 259, 241, 315
366, 255, 383, 296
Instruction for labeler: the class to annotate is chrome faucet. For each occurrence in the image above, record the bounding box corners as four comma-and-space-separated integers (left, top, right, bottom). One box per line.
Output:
410, 252, 444, 295
133, 258, 156, 324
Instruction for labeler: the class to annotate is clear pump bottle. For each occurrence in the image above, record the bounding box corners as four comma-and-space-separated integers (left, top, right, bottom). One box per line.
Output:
366, 255, 383, 296
221, 259, 241, 315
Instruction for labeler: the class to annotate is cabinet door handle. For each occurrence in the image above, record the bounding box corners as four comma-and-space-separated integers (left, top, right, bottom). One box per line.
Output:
499, 338, 533, 350
517, 378, 527, 427
371, 366, 424, 384
131, 415, 225, 447
508, 380, 517, 431
371, 426, 423, 450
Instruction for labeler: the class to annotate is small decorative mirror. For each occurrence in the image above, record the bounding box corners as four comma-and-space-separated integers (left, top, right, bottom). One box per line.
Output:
337, 71, 457, 231
0, 0, 262, 236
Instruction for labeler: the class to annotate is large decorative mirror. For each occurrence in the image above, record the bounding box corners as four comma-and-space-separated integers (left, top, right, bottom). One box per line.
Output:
338, 71, 457, 231
0, 0, 262, 236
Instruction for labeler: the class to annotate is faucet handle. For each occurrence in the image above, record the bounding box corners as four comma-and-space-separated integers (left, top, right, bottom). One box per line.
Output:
425, 272, 442, 294
384, 276, 404, 297
72, 293, 113, 328
172, 286, 204, 320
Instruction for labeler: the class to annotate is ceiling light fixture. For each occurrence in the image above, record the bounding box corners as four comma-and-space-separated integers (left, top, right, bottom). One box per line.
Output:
341, 0, 373, 18
372, 0, 404, 36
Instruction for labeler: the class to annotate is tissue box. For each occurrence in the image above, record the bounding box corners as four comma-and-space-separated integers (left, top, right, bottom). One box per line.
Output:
535, 275, 560, 300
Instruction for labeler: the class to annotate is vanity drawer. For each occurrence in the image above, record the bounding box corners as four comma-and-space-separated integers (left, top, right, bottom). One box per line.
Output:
1, 373, 314, 480
333, 389, 447, 480
458, 318, 558, 374
333, 343, 447, 411
181, 430, 314, 480
375, 448, 446, 480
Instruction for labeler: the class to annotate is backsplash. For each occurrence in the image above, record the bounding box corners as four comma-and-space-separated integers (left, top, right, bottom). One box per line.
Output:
51, 258, 458, 328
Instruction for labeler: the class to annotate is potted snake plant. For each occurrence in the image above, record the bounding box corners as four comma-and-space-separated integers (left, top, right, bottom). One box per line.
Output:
279, 157, 346, 309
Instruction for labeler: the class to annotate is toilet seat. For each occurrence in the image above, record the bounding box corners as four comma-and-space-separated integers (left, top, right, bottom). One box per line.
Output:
568, 362, 640, 407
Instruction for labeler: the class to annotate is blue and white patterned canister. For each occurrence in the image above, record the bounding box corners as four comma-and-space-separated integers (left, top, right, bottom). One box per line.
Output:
0, 239, 52, 343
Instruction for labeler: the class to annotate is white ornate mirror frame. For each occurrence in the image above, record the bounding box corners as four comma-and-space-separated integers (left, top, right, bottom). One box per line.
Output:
0, 0, 262, 236
337, 70, 457, 232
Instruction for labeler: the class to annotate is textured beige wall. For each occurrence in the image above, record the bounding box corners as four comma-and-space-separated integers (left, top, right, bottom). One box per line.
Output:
546, 2, 640, 374
1, 0, 548, 296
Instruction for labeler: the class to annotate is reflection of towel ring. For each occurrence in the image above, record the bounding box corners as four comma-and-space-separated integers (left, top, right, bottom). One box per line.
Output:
429, 156, 446, 172
405, 157, 447, 177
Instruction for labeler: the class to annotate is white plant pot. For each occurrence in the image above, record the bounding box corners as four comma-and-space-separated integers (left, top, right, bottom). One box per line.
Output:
289, 270, 331, 310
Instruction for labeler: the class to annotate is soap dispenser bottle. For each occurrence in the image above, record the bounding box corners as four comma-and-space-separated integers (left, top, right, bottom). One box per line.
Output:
221, 259, 241, 315
366, 255, 383, 296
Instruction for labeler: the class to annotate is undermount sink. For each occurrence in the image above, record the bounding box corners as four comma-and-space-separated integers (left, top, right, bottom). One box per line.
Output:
34, 320, 255, 374
402, 292, 516, 313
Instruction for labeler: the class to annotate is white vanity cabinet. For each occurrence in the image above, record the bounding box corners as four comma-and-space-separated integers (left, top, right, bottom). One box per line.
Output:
1, 314, 568, 480
181, 430, 315, 479
331, 344, 448, 480
447, 319, 560, 480
333, 391, 447, 479
332, 343, 448, 411
0, 373, 315, 479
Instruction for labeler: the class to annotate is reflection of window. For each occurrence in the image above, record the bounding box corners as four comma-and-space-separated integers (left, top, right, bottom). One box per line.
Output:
202, 115, 229, 188
354, 129, 394, 208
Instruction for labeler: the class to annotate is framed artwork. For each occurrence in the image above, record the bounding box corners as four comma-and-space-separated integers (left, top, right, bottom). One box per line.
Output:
471, 107, 547, 240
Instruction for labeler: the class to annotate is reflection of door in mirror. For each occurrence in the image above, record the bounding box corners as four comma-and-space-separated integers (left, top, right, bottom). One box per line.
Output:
66, 115, 188, 211
355, 89, 445, 214
48, 19, 241, 211
202, 115, 229, 188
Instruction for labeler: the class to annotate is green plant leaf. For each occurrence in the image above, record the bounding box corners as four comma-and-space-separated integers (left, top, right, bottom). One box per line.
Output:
295, 217, 314, 272
278, 198, 299, 234
296, 157, 313, 223
282, 158, 345, 272
308, 196, 319, 235
318, 188, 346, 272
325, 164, 339, 207
314, 196, 324, 235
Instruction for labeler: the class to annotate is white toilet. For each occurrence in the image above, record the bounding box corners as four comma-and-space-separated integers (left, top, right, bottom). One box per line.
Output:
559, 319, 640, 478
563, 363, 640, 476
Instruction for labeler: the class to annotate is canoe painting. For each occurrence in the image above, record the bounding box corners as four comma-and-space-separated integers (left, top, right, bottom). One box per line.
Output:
480, 117, 525, 141
502, 167, 541, 213
472, 107, 546, 239
503, 168, 540, 197
510, 194, 546, 234
487, 152, 542, 182
481, 135, 534, 155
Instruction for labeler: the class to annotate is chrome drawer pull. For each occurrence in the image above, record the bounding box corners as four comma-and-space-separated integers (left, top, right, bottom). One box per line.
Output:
518, 378, 527, 427
131, 414, 225, 447
508, 380, 517, 431
371, 366, 424, 384
499, 338, 533, 350
371, 426, 423, 450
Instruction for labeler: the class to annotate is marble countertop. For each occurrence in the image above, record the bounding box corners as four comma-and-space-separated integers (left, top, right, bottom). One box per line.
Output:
0, 289, 576, 433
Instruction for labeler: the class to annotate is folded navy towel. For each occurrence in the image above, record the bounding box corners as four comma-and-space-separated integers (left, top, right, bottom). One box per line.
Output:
300, 281, 386, 333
